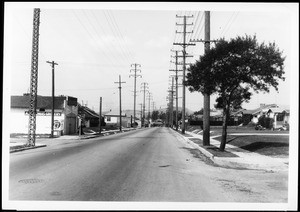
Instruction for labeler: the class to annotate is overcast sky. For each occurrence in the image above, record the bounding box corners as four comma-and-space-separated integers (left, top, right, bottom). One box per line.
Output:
4, 2, 299, 113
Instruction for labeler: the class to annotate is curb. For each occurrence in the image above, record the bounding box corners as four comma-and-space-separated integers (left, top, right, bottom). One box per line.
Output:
10, 128, 138, 153
173, 130, 215, 160
10, 144, 47, 153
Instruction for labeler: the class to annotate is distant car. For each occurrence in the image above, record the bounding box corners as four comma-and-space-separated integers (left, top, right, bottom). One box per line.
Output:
152, 119, 164, 127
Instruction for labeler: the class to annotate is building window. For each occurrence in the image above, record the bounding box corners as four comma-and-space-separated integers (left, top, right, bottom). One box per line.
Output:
107, 117, 111, 121
39, 108, 45, 112
276, 113, 284, 121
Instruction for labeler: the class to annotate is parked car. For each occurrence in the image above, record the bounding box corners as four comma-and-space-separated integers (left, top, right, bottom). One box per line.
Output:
255, 124, 266, 130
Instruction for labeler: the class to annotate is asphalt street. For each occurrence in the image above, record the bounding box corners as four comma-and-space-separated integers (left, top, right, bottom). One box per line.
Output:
9, 127, 288, 202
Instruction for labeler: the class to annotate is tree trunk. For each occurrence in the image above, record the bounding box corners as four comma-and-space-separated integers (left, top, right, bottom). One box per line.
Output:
220, 105, 230, 151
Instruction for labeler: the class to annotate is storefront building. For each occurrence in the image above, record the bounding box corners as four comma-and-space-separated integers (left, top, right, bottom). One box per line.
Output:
10, 94, 78, 136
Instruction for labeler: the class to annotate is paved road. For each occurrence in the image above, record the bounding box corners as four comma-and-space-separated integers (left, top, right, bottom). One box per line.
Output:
10, 127, 229, 201
9, 127, 288, 203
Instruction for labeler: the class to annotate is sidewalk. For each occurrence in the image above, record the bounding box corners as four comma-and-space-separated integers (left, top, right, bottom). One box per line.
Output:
175, 129, 289, 171
9, 128, 137, 153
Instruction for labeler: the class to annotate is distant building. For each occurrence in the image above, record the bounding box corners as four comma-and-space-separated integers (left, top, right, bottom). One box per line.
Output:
103, 110, 130, 128
78, 104, 102, 128
267, 107, 290, 129
10, 94, 78, 136
235, 103, 290, 128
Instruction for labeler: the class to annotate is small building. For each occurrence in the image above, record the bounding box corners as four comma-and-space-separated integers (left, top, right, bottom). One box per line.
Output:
267, 107, 290, 129
238, 104, 277, 125
78, 104, 101, 128
236, 103, 289, 128
10, 94, 78, 136
103, 110, 129, 128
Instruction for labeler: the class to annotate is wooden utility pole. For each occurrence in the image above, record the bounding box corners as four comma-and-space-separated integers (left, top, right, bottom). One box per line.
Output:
170, 50, 192, 130
190, 11, 217, 146
99, 97, 102, 135
114, 75, 126, 131
168, 77, 175, 128
139, 103, 143, 128
140, 82, 149, 127
173, 15, 195, 134
129, 64, 142, 126
146, 92, 152, 125
203, 11, 211, 146
27, 8, 40, 146
46, 60, 58, 138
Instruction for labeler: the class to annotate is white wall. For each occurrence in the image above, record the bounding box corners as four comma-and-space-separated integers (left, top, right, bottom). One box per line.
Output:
10, 108, 64, 134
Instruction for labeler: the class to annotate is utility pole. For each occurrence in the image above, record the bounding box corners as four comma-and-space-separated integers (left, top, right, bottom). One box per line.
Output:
146, 92, 152, 126
190, 11, 214, 146
170, 50, 192, 130
27, 8, 41, 146
173, 15, 195, 134
129, 63, 142, 126
99, 97, 102, 135
152, 101, 155, 119
114, 75, 126, 132
168, 77, 175, 128
46, 60, 58, 138
140, 82, 149, 127
139, 103, 143, 128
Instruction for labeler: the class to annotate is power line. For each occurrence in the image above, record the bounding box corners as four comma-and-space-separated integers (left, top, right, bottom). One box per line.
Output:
71, 10, 119, 71
108, 11, 135, 62
103, 10, 133, 65
222, 12, 239, 37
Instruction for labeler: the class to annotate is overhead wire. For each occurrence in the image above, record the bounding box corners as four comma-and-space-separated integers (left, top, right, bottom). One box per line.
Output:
105, 10, 134, 64
71, 10, 119, 71
102, 10, 132, 66
222, 12, 239, 37
79, 10, 123, 67
108, 10, 135, 62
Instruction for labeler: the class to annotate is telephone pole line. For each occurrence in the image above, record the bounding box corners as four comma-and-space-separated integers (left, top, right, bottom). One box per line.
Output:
129, 63, 142, 126
173, 14, 195, 134
140, 82, 149, 127
139, 103, 143, 128
190, 11, 213, 146
146, 92, 152, 125
170, 50, 192, 130
99, 97, 102, 135
152, 101, 156, 113
114, 75, 126, 132
27, 8, 41, 146
168, 77, 175, 128
46, 60, 58, 138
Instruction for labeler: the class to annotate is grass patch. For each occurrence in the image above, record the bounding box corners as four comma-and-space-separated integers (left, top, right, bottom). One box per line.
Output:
204, 146, 239, 157
187, 125, 289, 134
214, 135, 289, 156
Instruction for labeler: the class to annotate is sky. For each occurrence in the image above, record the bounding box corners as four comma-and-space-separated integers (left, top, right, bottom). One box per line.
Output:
4, 2, 299, 114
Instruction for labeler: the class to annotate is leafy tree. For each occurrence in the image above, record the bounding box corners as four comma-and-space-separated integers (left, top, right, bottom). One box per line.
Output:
186, 35, 285, 151
158, 111, 167, 122
194, 108, 204, 115
151, 110, 159, 120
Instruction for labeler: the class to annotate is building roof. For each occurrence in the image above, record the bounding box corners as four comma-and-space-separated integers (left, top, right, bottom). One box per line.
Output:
104, 110, 126, 117
11, 95, 70, 109
267, 107, 290, 114
242, 104, 278, 115
78, 104, 100, 119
